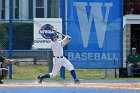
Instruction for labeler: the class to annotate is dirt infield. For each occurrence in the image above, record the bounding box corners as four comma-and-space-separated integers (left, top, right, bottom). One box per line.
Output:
1, 80, 140, 91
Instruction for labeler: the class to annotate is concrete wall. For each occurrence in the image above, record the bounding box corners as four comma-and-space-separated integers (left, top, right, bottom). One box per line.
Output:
123, 24, 131, 68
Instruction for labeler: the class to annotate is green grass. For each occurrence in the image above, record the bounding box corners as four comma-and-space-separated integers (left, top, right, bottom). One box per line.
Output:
11, 65, 140, 80
12, 65, 48, 80
12, 65, 104, 80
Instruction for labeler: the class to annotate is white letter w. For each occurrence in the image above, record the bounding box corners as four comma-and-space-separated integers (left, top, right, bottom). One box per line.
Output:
73, 2, 113, 48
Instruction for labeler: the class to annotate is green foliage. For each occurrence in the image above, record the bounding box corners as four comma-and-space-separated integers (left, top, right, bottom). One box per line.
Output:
12, 23, 33, 50
0, 22, 33, 50
0, 23, 9, 50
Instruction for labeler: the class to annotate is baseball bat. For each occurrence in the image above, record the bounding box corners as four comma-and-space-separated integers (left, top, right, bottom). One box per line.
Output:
51, 28, 66, 37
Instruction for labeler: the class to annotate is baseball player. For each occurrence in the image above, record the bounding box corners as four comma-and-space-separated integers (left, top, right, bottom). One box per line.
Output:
37, 32, 80, 84
0, 56, 14, 84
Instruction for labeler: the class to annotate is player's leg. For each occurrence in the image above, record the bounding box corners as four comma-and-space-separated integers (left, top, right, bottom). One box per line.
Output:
0, 76, 3, 84
127, 63, 133, 77
37, 58, 62, 83
62, 57, 80, 84
0, 69, 4, 84
0, 68, 8, 84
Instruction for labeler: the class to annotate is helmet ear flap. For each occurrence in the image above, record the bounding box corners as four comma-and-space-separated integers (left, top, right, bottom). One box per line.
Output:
50, 32, 58, 41
51, 38, 54, 41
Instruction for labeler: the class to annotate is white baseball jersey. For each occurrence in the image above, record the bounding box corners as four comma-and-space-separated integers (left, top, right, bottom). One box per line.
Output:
51, 40, 63, 57
49, 40, 74, 78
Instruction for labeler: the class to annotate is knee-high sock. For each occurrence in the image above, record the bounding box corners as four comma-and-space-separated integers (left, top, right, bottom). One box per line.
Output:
70, 70, 77, 80
40, 74, 50, 79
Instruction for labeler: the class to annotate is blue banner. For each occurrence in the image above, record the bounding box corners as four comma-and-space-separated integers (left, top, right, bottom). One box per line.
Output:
67, 0, 123, 68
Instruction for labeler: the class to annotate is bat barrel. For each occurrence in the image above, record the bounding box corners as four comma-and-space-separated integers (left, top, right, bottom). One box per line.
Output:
51, 29, 65, 36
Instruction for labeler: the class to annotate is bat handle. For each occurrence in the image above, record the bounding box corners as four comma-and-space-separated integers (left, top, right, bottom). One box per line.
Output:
60, 33, 66, 37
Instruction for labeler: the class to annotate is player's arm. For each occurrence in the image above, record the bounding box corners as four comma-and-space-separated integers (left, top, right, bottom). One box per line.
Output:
0, 56, 14, 64
62, 35, 71, 46
137, 54, 140, 65
4, 59, 14, 64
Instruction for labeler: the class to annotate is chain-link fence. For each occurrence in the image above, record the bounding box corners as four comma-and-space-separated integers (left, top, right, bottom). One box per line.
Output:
0, 0, 61, 80
0, 0, 139, 80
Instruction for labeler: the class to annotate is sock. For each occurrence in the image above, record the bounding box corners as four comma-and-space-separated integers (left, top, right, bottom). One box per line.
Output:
70, 70, 77, 80
40, 74, 50, 79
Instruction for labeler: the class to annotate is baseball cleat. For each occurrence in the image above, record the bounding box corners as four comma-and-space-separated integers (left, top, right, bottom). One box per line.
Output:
37, 76, 43, 83
74, 79, 80, 84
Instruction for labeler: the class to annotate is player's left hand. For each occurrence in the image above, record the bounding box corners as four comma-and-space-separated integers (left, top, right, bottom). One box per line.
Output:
68, 37, 71, 40
67, 35, 72, 40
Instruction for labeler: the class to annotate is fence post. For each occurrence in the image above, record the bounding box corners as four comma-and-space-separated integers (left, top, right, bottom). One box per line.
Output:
9, 0, 13, 79
47, 50, 53, 72
114, 59, 117, 78
60, 0, 66, 79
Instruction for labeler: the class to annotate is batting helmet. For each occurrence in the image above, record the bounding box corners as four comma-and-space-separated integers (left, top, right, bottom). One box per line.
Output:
50, 32, 58, 41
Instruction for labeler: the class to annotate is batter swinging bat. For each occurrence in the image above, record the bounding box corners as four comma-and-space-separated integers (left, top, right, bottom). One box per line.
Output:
51, 28, 66, 37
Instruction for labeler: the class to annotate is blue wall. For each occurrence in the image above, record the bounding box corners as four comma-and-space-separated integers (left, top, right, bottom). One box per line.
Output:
67, 0, 123, 69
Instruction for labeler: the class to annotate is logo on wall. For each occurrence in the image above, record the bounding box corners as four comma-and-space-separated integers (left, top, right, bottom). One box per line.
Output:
39, 24, 54, 40
33, 18, 62, 49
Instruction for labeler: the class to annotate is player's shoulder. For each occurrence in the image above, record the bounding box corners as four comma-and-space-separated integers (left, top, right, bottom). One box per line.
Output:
136, 54, 140, 57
